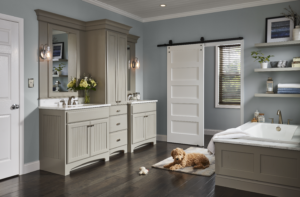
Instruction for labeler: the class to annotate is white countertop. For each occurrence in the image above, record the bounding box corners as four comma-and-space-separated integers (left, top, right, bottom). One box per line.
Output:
127, 100, 158, 105
39, 104, 111, 111
213, 122, 300, 151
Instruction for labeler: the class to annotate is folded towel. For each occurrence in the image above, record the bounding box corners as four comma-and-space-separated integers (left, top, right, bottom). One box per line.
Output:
278, 91, 300, 94
207, 128, 250, 155
278, 84, 300, 88
278, 88, 300, 91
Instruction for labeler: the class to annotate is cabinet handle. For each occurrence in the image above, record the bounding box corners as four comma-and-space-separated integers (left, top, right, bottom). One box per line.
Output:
116, 110, 120, 112
117, 139, 121, 142
116, 123, 121, 126
87, 125, 94, 128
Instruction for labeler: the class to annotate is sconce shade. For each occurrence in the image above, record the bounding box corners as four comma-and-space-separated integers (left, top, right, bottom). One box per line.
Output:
40, 45, 51, 60
132, 57, 139, 69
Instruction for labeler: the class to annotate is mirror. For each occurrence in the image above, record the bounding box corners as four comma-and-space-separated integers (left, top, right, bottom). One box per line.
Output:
52, 30, 69, 92
127, 45, 131, 91
48, 24, 79, 97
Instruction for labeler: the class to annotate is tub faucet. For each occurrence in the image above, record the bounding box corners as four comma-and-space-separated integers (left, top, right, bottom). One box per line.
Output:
277, 110, 283, 124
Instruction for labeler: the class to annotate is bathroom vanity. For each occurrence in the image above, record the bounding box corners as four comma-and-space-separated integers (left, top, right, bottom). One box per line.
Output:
39, 105, 111, 176
214, 122, 300, 197
127, 101, 157, 153
36, 10, 157, 176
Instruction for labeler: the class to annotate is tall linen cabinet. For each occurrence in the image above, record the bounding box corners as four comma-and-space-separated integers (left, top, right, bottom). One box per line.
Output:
84, 20, 131, 105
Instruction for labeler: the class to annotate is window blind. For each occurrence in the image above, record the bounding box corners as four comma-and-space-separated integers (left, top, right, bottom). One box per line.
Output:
218, 44, 241, 105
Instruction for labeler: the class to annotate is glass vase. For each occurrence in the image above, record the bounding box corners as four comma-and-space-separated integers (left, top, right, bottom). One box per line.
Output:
84, 89, 90, 104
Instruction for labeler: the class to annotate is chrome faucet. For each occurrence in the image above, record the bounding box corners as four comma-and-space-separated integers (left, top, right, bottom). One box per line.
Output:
277, 110, 283, 124
68, 96, 75, 105
127, 93, 133, 101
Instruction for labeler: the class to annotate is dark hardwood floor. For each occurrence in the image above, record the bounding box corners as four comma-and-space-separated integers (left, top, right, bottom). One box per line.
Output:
0, 135, 272, 197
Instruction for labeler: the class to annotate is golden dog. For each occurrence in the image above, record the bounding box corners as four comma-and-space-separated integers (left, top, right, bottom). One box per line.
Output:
164, 148, 210, 171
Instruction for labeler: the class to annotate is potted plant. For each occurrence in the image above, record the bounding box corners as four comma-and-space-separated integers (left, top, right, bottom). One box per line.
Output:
251, 51, 274, 69
282, 6, 300, 41
54, 63, 65, 76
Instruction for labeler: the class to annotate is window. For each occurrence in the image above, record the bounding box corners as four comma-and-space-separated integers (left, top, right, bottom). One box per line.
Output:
215, 44, 241, 108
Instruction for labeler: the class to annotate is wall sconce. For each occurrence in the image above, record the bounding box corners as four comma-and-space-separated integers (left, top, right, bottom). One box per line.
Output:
40, 45, 51, 60
132, 57, 140, 69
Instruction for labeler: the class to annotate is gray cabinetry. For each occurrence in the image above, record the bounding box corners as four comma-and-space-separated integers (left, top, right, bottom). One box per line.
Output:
39, 107, 110, 176
128, 103, 157, 152
109, 105, 128, 155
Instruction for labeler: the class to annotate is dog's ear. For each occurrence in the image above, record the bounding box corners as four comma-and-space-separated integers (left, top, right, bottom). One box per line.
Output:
182, 150, 186, 158
171, 149, 176, 158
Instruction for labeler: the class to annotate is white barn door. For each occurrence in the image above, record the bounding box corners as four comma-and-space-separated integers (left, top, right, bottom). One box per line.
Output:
167, 44, 204, 146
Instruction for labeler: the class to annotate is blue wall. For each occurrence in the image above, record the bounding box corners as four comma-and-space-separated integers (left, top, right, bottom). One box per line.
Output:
143, 1, 300, 135
0, 0, 144, 164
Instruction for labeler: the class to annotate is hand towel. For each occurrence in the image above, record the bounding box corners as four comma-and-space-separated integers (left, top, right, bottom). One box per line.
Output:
207, 127, 250, 155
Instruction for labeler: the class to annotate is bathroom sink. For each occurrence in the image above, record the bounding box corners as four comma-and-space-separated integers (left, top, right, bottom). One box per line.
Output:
39, 104, 111, 110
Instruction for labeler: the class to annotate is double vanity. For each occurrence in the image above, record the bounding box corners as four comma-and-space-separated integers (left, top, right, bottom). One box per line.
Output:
39, 101, 157, 176
36, 10, 157, 176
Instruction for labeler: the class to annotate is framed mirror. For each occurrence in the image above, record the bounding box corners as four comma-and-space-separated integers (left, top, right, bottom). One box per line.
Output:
48, 24, 80, 97
127, 34, 139, 94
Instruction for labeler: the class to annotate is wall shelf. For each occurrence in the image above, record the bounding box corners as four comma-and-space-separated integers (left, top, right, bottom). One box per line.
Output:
255, 40, 300, 48
53, 59, 68, 62
52, 75, 68, 77
254, 67, 300, 72
255, 93, 300, 98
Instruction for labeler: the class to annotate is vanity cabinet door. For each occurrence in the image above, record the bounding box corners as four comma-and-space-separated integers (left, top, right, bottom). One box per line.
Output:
67, 121, 91, 164
132, 113, 146, 144
107, 31, 118, 104
116, 33, 127, 103
145, 111, 156, 139
90, 118, 109, 156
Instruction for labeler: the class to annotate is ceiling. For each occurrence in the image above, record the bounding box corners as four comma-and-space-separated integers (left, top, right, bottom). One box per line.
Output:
83, 0, 297, 22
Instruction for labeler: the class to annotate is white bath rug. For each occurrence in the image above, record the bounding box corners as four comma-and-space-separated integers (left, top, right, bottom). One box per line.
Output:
152, 147, 215, 176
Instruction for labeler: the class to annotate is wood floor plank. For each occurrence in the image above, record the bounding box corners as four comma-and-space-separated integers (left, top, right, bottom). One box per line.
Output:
0, 136, 273, 197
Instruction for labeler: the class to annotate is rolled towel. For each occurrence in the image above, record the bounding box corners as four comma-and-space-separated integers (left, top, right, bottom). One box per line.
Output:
207, 127, 250, 155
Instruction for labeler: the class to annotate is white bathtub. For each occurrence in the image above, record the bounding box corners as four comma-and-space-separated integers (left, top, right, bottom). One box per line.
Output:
240, 123, 300, 145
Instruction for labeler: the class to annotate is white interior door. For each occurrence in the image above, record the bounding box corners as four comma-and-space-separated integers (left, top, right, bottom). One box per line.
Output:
167, 44, 204, 146
0, 18, 20, 179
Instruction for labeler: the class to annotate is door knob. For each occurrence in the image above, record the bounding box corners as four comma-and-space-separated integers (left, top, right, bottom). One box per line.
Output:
11, 104, 20, 110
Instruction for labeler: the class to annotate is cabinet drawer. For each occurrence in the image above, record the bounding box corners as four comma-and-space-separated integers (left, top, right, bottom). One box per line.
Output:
110, 114, 127, 132
132, 103, 156, 114
66, 107, 109, 124
110, 105, 127, 116
109, 130, 127, 149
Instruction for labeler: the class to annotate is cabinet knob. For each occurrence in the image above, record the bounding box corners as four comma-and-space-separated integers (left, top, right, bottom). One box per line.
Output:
116, 123, 121, 126
116, 110, 120, 112
117, 139, 120, 142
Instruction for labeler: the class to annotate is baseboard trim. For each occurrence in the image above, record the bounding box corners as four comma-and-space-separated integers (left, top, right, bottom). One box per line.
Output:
205, 129, 223, 135
157, 135, 167, 141
22, 161, 40, 175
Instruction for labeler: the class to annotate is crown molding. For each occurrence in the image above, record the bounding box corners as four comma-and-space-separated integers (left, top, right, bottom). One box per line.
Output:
82, 0, 144, 22
83, 0, 297, 23
143, 0, 297, 22
127, 34, 140, 43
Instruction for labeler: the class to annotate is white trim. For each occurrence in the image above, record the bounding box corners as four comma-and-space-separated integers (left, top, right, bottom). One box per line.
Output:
83, 0, 296, 23
22, 161, 40, 175
82, 0, 143, 22
157, 134, 167, 142
205, 129, 223, 135
213, 40, 244, 109
0, 13, 25, 175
